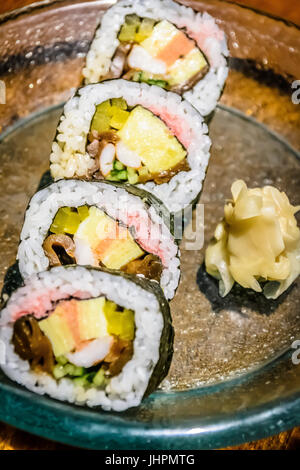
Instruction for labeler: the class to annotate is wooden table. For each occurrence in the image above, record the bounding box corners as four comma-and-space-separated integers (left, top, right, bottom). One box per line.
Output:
0, 0, 299, 451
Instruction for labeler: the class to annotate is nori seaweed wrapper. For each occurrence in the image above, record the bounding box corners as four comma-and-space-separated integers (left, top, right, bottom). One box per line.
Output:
2, 172, 175, 394
1, 261, 23, 303
3, 170, 179, 297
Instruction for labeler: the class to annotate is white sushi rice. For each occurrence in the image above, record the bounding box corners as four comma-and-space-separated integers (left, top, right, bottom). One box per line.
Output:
17, 179, 180, 300
83, 0, 229, 117
50, 80, 211, 213
0, 266, 165, 411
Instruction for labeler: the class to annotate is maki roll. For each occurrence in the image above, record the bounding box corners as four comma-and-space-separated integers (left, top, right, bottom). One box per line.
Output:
0, 266, 173, 411
83, 0, 228, 117
50, 80, 211, 212
17, 180, 180, 300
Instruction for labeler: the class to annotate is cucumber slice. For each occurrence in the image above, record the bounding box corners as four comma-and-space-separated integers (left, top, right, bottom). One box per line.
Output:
93, 368, 106, 387
108, 169, 129, 181
131, 71, 168, 89
146, 79, 168, 88
53, 364, 67, 380
114, 160, 125, 171
56, 355, 68, 366
73, 376, 86, 387
64, 363, 75, 376
73, 366, 85, 377
85, 372, 97, 383
117, 170, 128, 181
132, 71, 143, 82
127, 167, 139, 185
106, 174, 120, 182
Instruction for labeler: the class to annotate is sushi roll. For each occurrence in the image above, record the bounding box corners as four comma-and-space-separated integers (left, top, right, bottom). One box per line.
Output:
50, 80, 211, 213
83, 0, 228, 117
0, 266, 173, 411
17, 180, 180, 300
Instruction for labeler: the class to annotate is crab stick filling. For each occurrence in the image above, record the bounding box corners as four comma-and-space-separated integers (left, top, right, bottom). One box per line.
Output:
12, 297, 135, 387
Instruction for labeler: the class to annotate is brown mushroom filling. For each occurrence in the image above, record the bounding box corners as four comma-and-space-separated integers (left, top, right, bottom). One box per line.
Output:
42, 233, 75, 266
140, 158, 191, 185
122, 254, 163, 281
12, 315, 55, 374
103, 337, 134, 377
